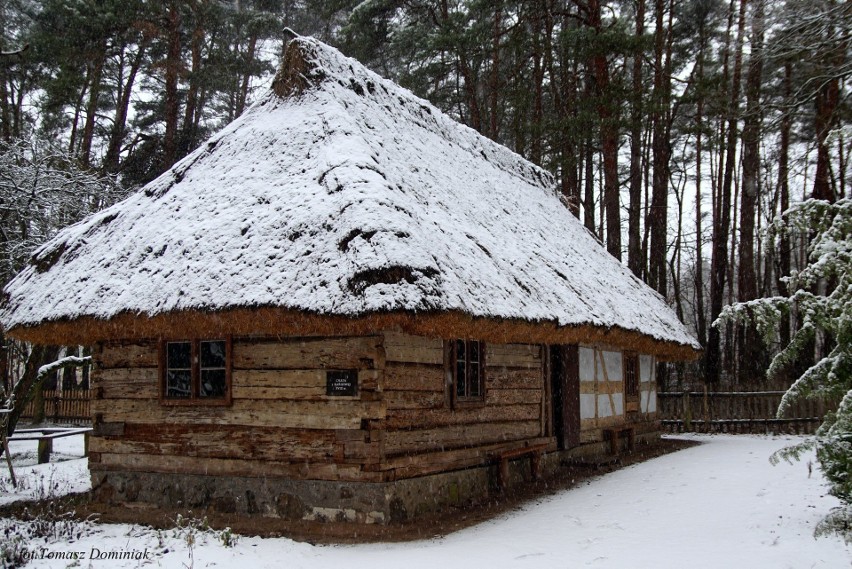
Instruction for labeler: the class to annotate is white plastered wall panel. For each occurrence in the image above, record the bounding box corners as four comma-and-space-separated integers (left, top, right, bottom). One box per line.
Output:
597, 394, 613, 417
579, 346, 598, 421
640, 354, 656, 413
579, 347, 595, 382
647, 391, 657, 413
602, 350, 623, 381
596, 348, 623, 418
612, 393, 624, 415
639, 355, 655, 382
580, 394, 596, 419
597, 393, 624, 417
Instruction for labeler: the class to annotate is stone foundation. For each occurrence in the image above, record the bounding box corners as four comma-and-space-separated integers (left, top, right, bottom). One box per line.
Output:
92, 459, 533, 523
90, 431, 662, 524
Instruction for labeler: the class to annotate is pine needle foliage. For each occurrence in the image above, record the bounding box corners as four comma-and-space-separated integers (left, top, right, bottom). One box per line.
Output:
716, 197, 852, 542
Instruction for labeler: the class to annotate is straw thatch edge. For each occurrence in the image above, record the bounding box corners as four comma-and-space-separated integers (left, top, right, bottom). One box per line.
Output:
6, 307, 700, 362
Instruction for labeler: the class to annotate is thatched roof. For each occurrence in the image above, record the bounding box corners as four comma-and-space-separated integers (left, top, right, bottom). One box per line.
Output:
1, 37, 700, 359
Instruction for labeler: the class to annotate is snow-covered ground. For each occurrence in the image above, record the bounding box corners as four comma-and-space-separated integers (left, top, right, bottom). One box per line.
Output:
1, 434, 849, 568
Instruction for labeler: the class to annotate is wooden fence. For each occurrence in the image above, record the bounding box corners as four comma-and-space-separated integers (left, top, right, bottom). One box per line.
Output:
658, 390, 832, 434
20, 389, 92, 425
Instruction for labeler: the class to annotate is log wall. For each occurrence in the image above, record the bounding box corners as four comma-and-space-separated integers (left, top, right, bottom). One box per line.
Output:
89, 336, 387, 482
89, 334, 661, 490
376, 332, 552, 480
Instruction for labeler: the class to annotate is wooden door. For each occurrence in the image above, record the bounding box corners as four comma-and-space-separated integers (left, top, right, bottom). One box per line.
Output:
550, 345, 580, 449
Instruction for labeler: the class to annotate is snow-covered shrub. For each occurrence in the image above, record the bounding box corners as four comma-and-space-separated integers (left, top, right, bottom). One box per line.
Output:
716, 197, 851, 542
0, 508, 95, 567
171, 514, 238, 549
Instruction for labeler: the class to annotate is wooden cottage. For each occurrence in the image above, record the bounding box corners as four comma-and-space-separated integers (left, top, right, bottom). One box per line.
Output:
1, 37, 700, 524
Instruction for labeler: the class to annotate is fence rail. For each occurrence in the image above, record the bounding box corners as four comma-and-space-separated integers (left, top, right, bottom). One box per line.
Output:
658, 390, 832, 435
20, 389, 92, 425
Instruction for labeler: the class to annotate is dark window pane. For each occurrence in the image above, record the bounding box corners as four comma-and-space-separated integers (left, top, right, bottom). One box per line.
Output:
167, 342, 191, 369
625, 355, 639, 396
469, 341, 479, 363
200, 340, 226, 368
455, 340, 466, 363
200, 369, 227, 398
456, 360, 466, 397
469, 361, 481, 397
166, 370, 192, 398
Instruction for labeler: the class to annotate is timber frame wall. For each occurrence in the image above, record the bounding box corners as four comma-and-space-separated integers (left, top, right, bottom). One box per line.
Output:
88, 331, 659, 521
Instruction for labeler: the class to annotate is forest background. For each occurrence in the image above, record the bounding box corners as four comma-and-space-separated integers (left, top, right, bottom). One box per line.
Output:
0, 0, 848, 395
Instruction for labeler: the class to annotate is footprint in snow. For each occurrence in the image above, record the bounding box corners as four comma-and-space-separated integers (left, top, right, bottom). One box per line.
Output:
597, 522, 625, 531
514, 552, 545, 560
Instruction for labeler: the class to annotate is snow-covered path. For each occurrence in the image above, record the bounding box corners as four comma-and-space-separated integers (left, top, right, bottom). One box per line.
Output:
3, 434, 850, 568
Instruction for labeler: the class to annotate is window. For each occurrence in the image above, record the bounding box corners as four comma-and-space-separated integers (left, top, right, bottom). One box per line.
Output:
162, 339, 231, 404
452, 339, 485, 404
623, 352, 639, 412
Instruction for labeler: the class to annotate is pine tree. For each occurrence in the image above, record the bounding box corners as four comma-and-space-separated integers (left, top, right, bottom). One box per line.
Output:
717, 197, 852, 541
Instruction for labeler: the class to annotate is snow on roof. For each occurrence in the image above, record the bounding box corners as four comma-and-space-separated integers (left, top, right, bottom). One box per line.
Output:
1, 37, 699, 351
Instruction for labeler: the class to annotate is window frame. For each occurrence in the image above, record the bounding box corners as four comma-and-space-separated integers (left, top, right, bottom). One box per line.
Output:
159, 337, 232, 406
623, 351, 640, 413
449, 339, 486, 408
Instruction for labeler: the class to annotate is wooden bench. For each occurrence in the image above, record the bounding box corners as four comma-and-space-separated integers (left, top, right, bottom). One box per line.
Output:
491, 443, 549, 491
8, 427, 93, 464
603, 426, 635, 455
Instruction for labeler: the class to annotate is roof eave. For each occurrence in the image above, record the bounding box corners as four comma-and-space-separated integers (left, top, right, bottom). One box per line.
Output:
5, 306, 702, 362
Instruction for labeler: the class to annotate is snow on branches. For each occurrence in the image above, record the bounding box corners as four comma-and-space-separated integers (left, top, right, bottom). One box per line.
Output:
718, 197, 852, 541
0, 138, 126, 285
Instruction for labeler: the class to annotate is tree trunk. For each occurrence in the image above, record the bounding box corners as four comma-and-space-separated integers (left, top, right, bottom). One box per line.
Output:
627, 0, 646, 277
776, 64, 792, 337
181, 15, 205, 157
530, 0, 546, 166
67, 68, 90, 156
6, 345, 47, 434
0, 7, 13, 142
737, 0, 765, 382
584, 131, 595, 233
812, 78, 840, 202
439, 0, 482, 133
693, 27, 708, 349
706, 0, 746, 385
588, 0, 621, 260
489, 3, 502, 140
0, 51, 10, 141
670, 181, 685, 321
545, 3, 580, 215
162, 0, 182, 170
648, 0, 672, 294
80, 43, 107, 169
0, 333, 7, 395
236, 31, 258, 118
104, 42, 148, 174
